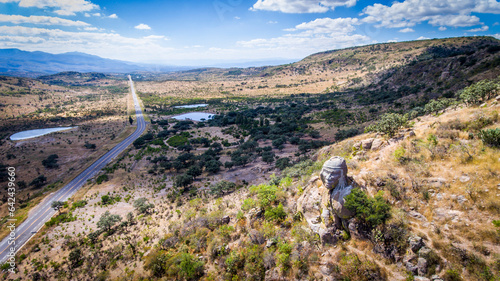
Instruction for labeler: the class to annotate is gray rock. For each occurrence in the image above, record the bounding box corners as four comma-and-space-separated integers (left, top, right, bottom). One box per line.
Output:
456, 195, 467, 204
248, 208, 263, 220
406, 262, 418, 275
431, 275, 444, 281
220, 215, 230, 224
266, 239, 276, 248
408, 211, 428, 222
459, 175, 470, 183
414, 277, 431, 281
248, 229, 265, 245
409, 235, 425, 253
371, 138, 385, 150
418, 247, 432, 257
361, 138, 374, 150
417, 257, 428, 276
320, 262, 334, 275
319, 227, 341, 245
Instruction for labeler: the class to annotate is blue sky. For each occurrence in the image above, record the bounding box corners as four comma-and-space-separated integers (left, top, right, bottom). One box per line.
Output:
0, 0, 499, 66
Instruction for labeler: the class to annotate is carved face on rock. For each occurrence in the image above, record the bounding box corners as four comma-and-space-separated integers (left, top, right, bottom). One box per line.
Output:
320, 156, 348, 190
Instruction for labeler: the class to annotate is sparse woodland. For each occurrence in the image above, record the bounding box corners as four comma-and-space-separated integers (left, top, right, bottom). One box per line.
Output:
1, 37, 500, 281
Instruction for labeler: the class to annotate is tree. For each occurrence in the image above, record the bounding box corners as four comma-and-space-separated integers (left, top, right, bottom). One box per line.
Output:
365, 113, 408, 138
134, 198, 155, 214
30, 175, 47, 188
175, 173, 193, 188
68, 248, 83, 268
51, 201, 65, 214
97, 211, 122, 232
205, 160, 222, 174
275, 157, 291, 170
129, 115, 134, 125
186, 165, 202, 178
460, 79, 499, 105
210, 180, 236, 197
42, 154, 59, 169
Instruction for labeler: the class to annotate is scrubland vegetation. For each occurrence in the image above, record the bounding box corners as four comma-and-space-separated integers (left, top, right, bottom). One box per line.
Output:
1, 37, 500, 281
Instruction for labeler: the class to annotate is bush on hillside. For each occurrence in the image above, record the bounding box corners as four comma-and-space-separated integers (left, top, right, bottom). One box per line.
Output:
344, 188, 391, 230
365, 113, 408, 138
479, 128, 500, 148
460, 79, 499, 105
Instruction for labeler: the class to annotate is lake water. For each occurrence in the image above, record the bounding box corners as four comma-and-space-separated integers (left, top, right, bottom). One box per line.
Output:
173, 104, 208, 108
172, 112, 213, 121
10, 127, 77, 141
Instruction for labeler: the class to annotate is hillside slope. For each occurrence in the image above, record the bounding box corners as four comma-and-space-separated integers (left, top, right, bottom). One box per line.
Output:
6, 81, 500, 281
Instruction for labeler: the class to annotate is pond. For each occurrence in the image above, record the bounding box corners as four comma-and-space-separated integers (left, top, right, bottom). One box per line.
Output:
173, 104, 208, 109
10, 126, 77, 141
171, 112, 213, 121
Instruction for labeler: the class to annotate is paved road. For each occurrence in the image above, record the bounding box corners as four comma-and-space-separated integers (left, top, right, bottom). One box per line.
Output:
0, 75, 146, 263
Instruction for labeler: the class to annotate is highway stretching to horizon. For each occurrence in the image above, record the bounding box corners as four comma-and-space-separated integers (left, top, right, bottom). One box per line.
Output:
0, 75, 146, 264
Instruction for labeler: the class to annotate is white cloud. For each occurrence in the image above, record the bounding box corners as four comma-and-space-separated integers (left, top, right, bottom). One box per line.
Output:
362, 0, 500, 28
399, 27, 414, 33
493, 22, 500, 26
134, 23, 151, 30
0, 14, 90, 26
493, 33, 500, 39
234, 16, 241, 20
83, 26, 98, 31
250, 0, 357, 13
1, 0, 100, 16
439, 26, 447, 31
108, 14, 118, 19
267, 20, 278, 24
236, 17, 369, 58
387, 39, 398, 43
0, 25, 175, 62
467, 25, 489, 32
417, 36, 429, 40
143, 35, 166, 40
92, 13, 100, 17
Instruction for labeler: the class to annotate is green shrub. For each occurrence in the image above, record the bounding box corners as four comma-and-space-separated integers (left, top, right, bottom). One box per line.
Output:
167, 135, 189, 147
71, 200, 87, 210
264, 203, 287, 222
96, 174, 109, 184
45, 212, 76, 227
460, 79, 499, 105
365, 113, 408, 138
479, 128, 500, 148
344, 188, 391, 230
210, 180, 236, 197
134, 198, 155, 214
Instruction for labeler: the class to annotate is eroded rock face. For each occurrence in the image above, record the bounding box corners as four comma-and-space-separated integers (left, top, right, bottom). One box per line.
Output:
297, 156, 355, 241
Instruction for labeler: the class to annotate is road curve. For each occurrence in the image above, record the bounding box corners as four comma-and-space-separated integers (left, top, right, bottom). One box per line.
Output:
0, 75, 146, 263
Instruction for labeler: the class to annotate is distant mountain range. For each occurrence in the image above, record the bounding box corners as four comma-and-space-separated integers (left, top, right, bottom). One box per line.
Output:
0, 49, 190, 77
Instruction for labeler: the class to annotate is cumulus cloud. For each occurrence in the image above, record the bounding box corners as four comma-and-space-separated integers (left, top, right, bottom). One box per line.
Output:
0, 14, 90, 26
467, 25, 489, 32
417, 36, 429, 40
134, 23, 151, 30
493, 33, 500, 39
439, 26, 447, 31
237, 17, 369, 58
362, 0, 500, 28
250, 0, 357, 13
108, 14, 118, 19
399, 28, 414, 33
1, 0, 100, 16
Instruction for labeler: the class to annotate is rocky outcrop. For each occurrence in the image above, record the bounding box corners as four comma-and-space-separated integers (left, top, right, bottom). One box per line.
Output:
297, 156, 356, 243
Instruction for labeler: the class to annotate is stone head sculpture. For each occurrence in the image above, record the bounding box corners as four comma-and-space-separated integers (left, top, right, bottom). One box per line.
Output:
320, 156, 348, 190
